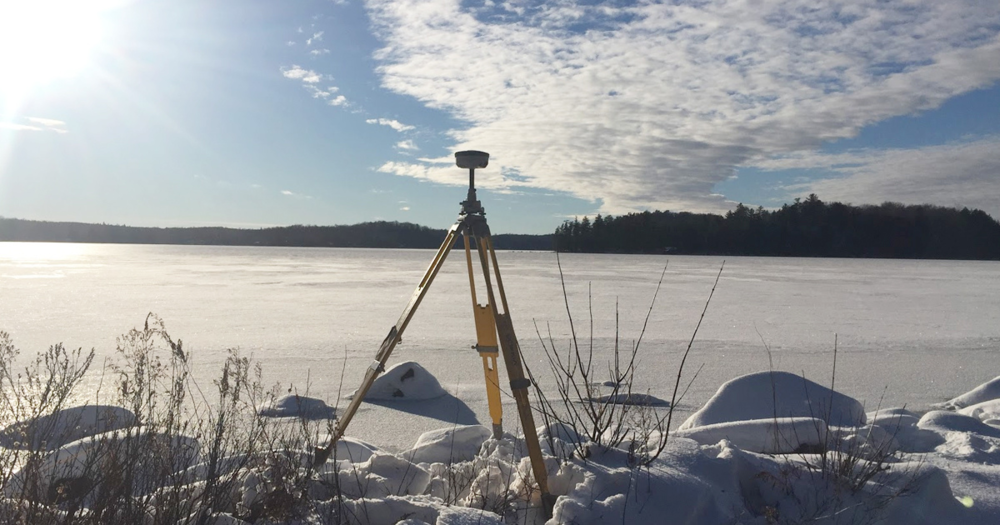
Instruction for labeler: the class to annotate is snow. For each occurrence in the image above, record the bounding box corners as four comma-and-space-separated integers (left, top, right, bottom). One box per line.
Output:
589, 392, 668, 406
6, 372, 1000, 523
403, 425, 492, 464
959, 399, 1000, 425
352, 361, 447, 401
3, 248, 1000, 523
917, 410, 1000, 438
0, 405, 136, 450
939, 375, 1000, 409
675, 417, 827, 454
259, 393, 336, 419
679, 370, 867, 430
3, 427, 200, 499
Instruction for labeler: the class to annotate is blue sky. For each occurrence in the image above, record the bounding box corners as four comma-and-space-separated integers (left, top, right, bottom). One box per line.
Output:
1, 0, 998, 235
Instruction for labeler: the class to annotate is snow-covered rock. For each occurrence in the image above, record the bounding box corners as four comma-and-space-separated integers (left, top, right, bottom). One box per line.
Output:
675, 417, 827, 454
3, 427, 200, 500
352, 361, 446, 401
679, 371, 866, 430
258, 394, 335, 419
918, 410, 1000, 439
0, 405, 136, 451
403, 425, 491, 464
589, 392, 669, 406
833, 423, 901, 457
940, 376, 1000, 409
316, 436, 380, 464
959, 399, 1000, 425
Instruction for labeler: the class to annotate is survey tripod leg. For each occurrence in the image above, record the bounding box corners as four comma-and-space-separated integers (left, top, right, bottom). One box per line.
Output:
312, 207, 555, 518
468, 223, 556, 516
314, 224, 460, 466
463, 234, 505, 440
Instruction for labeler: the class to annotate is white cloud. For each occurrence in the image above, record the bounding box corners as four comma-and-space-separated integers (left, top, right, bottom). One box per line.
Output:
365, 0, 1000, 215
287, 41, 296, 46
400, 206, 410, 211
365, 118, 415, 132
280, 189, 313, 199
283, 66, 349, 107
281, 65, 322, 83
0, 122, 44, 132
2, 117, 67, 133
310, 48, 331, 56
307, 31, 324, 46
305, 84, 340, 99
25, 117, 65, 128
767, 137, 1000, 217
395, 140, 418, 151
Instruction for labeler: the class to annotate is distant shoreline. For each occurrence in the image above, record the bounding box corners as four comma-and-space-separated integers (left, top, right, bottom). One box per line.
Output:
0, 217, 555, 251
4, 201, 1000, 260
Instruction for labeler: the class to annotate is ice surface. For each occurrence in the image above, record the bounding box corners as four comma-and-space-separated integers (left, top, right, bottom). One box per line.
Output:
258, 394, 336, 419
679, 370, 867, 430
3, 245, 1000, 522
352, 361, 447, 401
0, 405, 135, 450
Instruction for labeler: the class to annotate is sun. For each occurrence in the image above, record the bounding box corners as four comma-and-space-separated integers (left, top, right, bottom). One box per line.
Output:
0, 0, 108, 95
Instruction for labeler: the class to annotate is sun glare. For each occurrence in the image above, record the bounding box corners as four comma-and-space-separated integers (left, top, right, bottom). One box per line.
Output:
0, 1, 107, 94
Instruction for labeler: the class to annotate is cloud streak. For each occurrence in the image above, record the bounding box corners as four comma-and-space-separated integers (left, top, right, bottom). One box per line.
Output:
365, 118, 414, 132
1, 117, 68, 133
365, 0, 1000, 214
769, 137, 1000, 216
282, 66, 349, 107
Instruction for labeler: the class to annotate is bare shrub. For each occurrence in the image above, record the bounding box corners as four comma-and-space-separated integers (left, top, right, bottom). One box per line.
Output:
0, 316, 344, 524
527, 257, 723, 467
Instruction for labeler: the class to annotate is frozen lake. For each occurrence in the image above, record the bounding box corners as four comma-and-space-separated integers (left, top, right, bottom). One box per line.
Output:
1, 242, 998, 450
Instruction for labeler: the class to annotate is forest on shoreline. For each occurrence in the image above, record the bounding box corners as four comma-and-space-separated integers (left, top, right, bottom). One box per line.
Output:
0, 218, 553, 251
555, 195, 1000, 260
3, 195, 999, 259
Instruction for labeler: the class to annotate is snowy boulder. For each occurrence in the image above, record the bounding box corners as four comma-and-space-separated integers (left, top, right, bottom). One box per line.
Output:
352, 361, 446, 401
325, 495, 503, 525
833, 424, 901, 457
868, 408, 920, 430
403, 425, 491, 464
864, 408, 943, 452
917, 410, 1000, 439
0, 405, 136, 451
939, 376, 1000, 409
3, 427, 200, 501
332, 453, 431, 499
259, 394, 335, 419
879, 463, 967, 524
679, 371, 866, 430
675, 417, 827, 454
958, 399, 1000, 426
590, 392, 668, 406
315, 436, 379, 465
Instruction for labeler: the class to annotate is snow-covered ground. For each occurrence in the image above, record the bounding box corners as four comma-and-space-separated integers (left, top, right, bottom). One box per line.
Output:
2, 242, 999, 522
4, 368, 1000, 524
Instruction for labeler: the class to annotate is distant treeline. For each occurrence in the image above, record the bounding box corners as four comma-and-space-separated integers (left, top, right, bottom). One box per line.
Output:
554, 195, 1000, 260
0, 218, 553, 251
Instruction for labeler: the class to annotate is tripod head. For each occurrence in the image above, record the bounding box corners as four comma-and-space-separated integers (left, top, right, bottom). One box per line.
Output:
456, 150, 489, 215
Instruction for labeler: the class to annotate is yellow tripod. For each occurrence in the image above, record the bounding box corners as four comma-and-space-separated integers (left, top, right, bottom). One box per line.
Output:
314, 151, 554, 517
